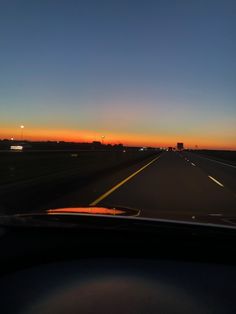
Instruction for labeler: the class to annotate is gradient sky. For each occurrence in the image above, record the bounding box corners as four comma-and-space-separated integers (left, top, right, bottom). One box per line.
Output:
0, 0, 236, 149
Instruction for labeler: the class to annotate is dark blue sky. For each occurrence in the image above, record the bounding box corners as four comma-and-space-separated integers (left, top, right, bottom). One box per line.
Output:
1, 0, 235, 148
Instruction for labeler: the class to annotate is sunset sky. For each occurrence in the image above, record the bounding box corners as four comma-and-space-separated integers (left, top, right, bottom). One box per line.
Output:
0, 0, 236, 149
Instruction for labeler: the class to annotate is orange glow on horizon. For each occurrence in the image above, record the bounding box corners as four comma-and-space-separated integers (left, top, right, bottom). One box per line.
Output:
0, 126, 235, 150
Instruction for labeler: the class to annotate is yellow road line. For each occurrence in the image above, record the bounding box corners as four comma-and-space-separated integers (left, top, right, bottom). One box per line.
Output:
89, 154, 162, 206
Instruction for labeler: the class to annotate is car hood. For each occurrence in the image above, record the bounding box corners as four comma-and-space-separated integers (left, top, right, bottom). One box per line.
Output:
0, 206, 236, 229
46, 206, 140, 216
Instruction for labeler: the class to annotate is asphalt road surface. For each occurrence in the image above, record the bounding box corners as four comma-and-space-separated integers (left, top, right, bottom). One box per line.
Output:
46, 151, 236, 219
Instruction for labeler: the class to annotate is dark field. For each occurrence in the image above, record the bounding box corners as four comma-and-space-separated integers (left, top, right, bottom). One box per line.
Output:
0, 150, 154, 185
0, 150, 157, 213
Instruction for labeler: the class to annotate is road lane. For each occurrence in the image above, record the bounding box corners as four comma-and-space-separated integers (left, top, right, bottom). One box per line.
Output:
45, 151, 236, 219
90, 155, 161, 206
90, 151, 236, 217
182, 152, 236, 195
43, 153, 162, 210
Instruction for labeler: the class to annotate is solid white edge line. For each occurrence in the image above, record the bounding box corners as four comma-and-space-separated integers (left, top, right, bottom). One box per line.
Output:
197, 155, 236, 169
208, 175, 224, 187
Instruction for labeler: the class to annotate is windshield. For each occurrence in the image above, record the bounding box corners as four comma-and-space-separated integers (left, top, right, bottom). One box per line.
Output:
0, 0, 236, 225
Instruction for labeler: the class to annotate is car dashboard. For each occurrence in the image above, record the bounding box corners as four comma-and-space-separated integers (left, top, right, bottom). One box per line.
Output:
0, 215, 236, 314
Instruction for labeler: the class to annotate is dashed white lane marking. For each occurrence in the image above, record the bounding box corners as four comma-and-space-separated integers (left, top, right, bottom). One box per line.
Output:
208, 176, 224, 187
191, 162, 196, 166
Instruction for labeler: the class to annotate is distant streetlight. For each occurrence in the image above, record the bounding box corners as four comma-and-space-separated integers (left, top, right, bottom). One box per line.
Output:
20, 125, 25, 141
11, 137, 14, 141
101, 135, 105, 145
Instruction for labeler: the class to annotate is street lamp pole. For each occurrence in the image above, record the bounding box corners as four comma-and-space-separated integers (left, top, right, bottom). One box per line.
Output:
20, 125, 25, 141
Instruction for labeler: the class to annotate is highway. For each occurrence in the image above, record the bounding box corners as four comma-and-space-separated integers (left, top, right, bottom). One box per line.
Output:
46, 151, 236, 219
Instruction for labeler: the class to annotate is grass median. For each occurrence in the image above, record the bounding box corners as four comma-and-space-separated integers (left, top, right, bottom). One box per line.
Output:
0, 150, 160, 213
